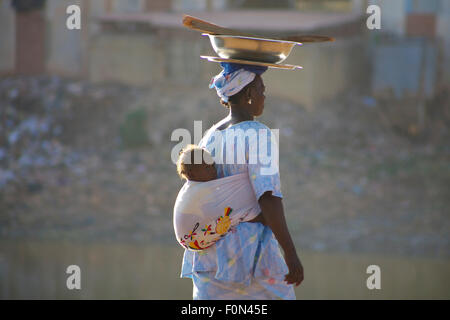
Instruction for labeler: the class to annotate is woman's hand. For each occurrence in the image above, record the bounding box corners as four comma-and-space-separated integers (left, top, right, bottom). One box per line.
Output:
284, 252, 304, 287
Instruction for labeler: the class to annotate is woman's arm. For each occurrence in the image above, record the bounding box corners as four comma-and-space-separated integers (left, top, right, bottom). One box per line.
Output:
259, 191, 304, 286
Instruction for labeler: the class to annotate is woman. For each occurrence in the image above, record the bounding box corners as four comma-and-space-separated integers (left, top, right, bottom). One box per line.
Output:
181, 62, 304, 299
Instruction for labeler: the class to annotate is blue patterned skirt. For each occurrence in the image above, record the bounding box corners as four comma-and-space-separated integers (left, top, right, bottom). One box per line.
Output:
181, 222, 296, 300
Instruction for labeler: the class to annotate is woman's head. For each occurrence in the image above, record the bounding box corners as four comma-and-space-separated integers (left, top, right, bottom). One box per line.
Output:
220, 74, 266, 117
210, 63, 267, 117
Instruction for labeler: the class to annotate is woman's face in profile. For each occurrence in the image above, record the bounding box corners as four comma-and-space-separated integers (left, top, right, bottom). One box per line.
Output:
250, 75, 266, 116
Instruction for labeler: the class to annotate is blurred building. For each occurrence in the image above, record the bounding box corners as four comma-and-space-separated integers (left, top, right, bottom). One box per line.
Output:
368, 0, 450, 97
1, 0, 448, 107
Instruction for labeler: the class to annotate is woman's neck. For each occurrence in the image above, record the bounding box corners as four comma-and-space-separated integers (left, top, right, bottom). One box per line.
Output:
228, 106, 253, 123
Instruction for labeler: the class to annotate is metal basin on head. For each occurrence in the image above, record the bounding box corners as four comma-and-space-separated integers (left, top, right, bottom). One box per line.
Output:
205, 34, 300, 64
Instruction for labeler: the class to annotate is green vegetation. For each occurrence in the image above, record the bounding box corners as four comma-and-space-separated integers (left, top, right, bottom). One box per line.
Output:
119, 108, 150, 149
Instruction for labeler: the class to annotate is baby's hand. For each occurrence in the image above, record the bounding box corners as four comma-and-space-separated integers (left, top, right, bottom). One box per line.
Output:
284, 252, 304, 287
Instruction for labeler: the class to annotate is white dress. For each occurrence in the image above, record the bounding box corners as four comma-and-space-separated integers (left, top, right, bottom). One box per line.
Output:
180, 120, 296, 300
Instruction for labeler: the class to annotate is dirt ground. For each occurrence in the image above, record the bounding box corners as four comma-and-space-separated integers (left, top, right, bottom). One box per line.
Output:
0, 75, 449, 258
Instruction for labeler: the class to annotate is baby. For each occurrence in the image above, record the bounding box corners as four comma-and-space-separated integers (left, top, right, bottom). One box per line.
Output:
176, 144, 265, 225
176, 144, 217, 182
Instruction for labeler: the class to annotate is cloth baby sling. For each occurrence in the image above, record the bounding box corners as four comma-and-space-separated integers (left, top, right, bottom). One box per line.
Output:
173, 172, 261, 251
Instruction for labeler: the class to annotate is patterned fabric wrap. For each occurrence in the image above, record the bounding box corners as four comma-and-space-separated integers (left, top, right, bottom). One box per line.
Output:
180, 120, 296, 300
173, 172, 261, 251
209, 69, 255, 103
208, 62, 268, 102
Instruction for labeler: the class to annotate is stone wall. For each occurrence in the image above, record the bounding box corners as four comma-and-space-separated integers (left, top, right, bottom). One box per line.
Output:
264, 37, 370, 109
0, 1, 373, 108
89, 32, 166, 86
88, 24, 369, 109
45, 0, 85, 76
0, 1, 15, 75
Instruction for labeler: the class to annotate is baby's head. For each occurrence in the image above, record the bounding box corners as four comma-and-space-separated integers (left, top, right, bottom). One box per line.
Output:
177, 144, 217, 182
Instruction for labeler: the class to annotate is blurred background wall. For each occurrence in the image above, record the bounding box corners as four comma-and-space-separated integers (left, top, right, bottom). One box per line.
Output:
0, 0, 360, 108
2, 0, 449, 105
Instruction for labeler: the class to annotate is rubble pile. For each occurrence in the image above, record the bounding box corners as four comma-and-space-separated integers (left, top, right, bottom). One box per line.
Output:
0, 75, 448, 257
0, 76, 137, 192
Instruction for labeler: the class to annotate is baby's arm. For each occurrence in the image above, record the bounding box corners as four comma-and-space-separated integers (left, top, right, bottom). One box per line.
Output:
258, 191, 304, 287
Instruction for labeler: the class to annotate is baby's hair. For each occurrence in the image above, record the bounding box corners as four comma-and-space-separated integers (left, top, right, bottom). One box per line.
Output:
177, 144, 214, 180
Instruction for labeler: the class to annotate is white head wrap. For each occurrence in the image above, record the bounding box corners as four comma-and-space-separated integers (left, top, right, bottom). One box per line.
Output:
209, 69, 255, 102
